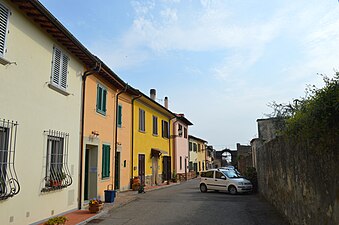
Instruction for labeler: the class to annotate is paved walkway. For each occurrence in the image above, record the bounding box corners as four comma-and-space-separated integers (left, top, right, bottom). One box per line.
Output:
39, 182, 180, 225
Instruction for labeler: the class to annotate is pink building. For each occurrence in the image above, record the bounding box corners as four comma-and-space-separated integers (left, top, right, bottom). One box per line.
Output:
172, 114, 193, 180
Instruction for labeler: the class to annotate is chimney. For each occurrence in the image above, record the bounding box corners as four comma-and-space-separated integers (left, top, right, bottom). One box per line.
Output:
164, 96, 168, 109
150, 89, 156, 100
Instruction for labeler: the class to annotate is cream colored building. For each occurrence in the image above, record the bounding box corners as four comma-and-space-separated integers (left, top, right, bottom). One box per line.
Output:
0, 1, 99, 224
188, 135, 208, 174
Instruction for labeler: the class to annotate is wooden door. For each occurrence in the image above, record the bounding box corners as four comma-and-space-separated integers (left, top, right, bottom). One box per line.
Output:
138, 154, 145, 185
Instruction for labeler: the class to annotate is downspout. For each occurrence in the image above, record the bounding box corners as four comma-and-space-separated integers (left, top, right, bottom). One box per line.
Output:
169, 116, 176, 179
78, 63, 101, 210
113, 84, 129, 190
131, 94, 142, 185
171, 118, 179, 175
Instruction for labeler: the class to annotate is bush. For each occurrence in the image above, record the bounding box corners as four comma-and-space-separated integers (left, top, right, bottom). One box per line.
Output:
44, 216, 68, 225
244, 167, 258, 193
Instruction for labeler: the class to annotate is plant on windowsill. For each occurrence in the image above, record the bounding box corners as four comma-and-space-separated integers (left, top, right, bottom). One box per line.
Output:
49, 172, 67, 187
88, 199, 104, 213
44, 216, 68, 225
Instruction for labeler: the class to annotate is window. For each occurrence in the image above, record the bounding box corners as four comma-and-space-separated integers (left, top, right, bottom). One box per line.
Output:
189, 142, 192, 151
0, 119, 20, 199
198, 144, 201, 152
117, 104, 122, 127
180, 156, 182, 170
202, 162, 204, 171
51, 47, 69, 90
193, 143, 197, 152
201, 170, 213, 178
189, 162, 193, 171
152, 115, 158, 135
162, 120, 169, 138
139, 108, 145, 132
102, 144, 110, 178
0, 3, 9, 59
178, 124, 182, 137
184, 127, 187, 138
199, 162, 201, 171
215, 171, 225, 179
43, 130, 71, 192
96, 84, 107, 115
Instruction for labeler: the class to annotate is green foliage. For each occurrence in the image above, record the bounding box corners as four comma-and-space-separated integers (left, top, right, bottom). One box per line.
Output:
268, 73, 339, 151
44, 216, 68, 225
244, 167, 258, 192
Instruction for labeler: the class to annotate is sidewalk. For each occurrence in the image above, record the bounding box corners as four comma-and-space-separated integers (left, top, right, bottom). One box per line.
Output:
39, 182, 180, 225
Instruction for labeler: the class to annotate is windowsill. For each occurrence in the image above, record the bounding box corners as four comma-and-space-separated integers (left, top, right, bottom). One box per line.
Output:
152, 134, 158, 137
0, 56, 11, 65
96, 110, 106, 116
139, 130, 146, 133
48, 83, 70, 96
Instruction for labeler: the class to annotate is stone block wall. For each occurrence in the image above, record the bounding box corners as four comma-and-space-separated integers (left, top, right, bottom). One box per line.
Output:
256, 136, 338, 225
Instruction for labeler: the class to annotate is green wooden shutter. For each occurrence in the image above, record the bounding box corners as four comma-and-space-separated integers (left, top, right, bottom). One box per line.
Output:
103, 89, 107, 113
118, 105, 122, 127
102, 144, 110, 178
96, 85, 101, 112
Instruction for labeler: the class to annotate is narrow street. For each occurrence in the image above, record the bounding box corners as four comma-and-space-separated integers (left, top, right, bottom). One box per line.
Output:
87, 179, 289, 225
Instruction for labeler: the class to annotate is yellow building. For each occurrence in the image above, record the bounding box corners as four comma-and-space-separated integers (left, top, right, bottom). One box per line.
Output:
188, 135, 208, 174
132, 90, 176, 186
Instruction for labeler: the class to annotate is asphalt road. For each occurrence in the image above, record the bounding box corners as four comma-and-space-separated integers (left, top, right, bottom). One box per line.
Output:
87, 179, 289, 225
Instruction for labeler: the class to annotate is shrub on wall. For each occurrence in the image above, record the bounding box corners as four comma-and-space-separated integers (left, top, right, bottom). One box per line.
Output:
268, 73, 339, 152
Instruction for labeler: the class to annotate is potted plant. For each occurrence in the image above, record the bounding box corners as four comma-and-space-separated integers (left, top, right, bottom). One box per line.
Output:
49, 172, 66, 187
88, 199, 103, 213
44, 216, 68, 225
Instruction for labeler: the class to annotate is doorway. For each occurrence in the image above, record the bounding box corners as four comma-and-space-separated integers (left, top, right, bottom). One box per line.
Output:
114, 152, 120, 190
163, 156, 171, 181
138, 154, 145, 185
152, 156, 158, 185
84, 145, 98, 201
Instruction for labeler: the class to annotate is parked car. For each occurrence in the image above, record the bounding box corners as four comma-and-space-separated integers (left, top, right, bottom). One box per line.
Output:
199, 168, 252, 194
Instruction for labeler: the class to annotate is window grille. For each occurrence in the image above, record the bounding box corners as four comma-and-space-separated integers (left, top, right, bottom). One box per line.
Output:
42, 130, 72, 192
0, 3, 9, 57
0, 119, 20, 200
51, 47, 69, 90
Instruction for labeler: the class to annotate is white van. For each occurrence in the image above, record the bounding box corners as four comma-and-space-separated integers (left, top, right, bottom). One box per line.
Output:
199, 168, 252, 194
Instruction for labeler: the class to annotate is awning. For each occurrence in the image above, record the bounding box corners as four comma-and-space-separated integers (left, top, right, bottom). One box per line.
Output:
151, 148, 168, 157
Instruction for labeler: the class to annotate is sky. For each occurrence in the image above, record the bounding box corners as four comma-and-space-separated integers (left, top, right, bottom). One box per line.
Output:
39, 0, 339, 150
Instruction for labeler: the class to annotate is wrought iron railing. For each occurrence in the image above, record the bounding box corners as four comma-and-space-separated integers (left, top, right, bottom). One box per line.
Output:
41, 130, 72, 192
0, 119, 20, 200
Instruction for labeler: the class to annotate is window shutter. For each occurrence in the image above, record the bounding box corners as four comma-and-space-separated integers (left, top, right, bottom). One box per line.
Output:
52, 48, 61, 86
103, 89, 107, 113
0, 4, 9, 56
118, 105, 122, 127
60, 54, 68, 89
97, 85, 102, 111
102, 145, 110, 178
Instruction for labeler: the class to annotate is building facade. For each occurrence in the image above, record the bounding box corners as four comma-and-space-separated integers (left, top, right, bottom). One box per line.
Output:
132, 91, 175, 186
171, 114, 192, 180
0, 1, 87, 223
188, 135, 207, 175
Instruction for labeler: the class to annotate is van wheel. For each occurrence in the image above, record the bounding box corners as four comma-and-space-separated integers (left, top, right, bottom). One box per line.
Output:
228, 185, 237, 195
200, 184, 207, 193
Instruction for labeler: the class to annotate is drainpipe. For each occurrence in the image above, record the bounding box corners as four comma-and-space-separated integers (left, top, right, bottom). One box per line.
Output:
169, 116, 176, 179
113, 84, 129, 190
130, 94, 142, 186
78, 63, 101, 210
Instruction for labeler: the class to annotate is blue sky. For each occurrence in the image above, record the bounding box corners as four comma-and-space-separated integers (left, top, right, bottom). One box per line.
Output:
40, 0, 339, 150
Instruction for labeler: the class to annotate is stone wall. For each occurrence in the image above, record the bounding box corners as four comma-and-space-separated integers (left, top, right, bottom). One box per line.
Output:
256, 136, 338, 225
